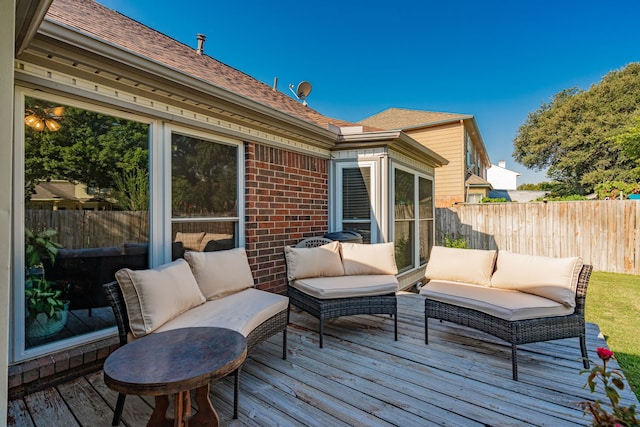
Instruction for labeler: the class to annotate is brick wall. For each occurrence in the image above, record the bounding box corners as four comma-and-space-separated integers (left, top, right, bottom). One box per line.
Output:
245, 143, 329, 294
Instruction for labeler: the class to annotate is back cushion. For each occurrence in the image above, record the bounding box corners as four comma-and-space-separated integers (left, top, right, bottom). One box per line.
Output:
184, 248, 254, 300
174, 232, 205, 251
340, 242, 398, 276
491, 251, 583, 307
284, 241, 345, 281
115, 258, 205, 338
424, 246, 497, 286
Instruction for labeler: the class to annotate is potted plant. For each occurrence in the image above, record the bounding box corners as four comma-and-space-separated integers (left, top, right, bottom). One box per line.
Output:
25, 275, 69, 338
25, 226, 61, 275
24, 227, 68, 338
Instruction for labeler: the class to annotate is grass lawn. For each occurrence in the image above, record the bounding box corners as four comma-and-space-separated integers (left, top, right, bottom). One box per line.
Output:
586, 271, 640, 401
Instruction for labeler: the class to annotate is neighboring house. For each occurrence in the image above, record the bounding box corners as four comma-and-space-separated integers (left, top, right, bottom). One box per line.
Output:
359, 108, 492, 207
3, 0, 447, 398
487, 160, 521, 190
28, 180, 114, 210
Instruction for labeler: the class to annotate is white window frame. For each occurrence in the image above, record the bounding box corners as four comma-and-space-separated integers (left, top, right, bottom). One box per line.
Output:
164, 125, 245, 261
335, 161, 377, 243
12, 87, 160, 362
391, 164, 435, 272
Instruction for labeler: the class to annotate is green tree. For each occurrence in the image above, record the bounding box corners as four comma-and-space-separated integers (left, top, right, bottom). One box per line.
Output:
616, 117, 640, 176
513, 63, 640, 195
171, 134, 237, 217
25, 97, 149, 199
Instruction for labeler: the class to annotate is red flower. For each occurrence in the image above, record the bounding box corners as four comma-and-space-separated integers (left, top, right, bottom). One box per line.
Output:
596, 347, 614, 361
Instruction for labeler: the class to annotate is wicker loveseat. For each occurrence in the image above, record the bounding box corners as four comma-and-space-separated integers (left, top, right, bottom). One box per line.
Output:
420, 246, 592, 381
103, 248, 288, 425
284, 238, 399, 348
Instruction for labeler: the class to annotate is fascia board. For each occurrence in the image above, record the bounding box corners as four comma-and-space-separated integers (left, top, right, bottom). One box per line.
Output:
335, 131, 448, 167
15, 0, 53, 55
36, 20, 338, 146
396, 115, 474, 132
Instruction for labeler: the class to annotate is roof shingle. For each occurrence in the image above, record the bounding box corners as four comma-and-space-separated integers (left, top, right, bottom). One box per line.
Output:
44, 0, 358, 131
359, 107, 469, 130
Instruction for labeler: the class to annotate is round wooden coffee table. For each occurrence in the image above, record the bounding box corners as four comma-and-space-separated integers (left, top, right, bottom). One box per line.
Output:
104, 327, 247, 427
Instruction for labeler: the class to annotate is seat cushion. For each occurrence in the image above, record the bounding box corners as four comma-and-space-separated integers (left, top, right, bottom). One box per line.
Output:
115, 258, 206, 338
424, 246, 497, 286
284, 241, 345, 281
420, 280, 573, 321
154, 288, 289, 337
340, 242, 398, 276
291, 275, 398, 299
491, 251, 583, 307
184, 248, 254, 300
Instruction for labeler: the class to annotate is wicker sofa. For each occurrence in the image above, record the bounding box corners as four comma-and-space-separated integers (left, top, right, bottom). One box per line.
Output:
420, 246, 592, 380
102, 248, 288, 425
284, 238, 399, 348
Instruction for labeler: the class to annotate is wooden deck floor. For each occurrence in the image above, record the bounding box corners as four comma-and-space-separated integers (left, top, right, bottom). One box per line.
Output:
8, 293, 639, 426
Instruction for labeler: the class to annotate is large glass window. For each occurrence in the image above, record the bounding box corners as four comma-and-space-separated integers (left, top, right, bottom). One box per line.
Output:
338, 164, 375, 243
394, 167, 434, 272
21, 95, 150, 353
418, 177, 434, 264
171, 132, 239, 257
394, 169, 415, 272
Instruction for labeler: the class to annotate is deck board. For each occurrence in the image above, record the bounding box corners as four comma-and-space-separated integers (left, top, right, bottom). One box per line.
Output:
8, 293, 639, 426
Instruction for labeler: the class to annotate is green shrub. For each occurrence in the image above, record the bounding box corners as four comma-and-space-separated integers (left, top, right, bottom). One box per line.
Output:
480, 197, 510, 203
440, 232, 469, 249
538, 194, 589, 201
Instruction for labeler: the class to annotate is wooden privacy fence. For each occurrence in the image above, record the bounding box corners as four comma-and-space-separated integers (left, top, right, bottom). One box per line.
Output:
436, 200, 639, 275
26, 210, 149, 249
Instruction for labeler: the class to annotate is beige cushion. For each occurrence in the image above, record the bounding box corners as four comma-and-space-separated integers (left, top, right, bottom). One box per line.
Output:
284, 241, 344, 281
340, 242, 398, 276
424, 246, 497, 286
491, 251, 583, 307
291, 275, 398, 299
175, 232, 205, 251
184, 248, 254, 300
115, 259, 205, 338
155, 288, 289, 337
420, 280, 574, 321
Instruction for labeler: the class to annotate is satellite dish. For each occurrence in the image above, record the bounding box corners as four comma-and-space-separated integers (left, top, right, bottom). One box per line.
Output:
289, 81, 312, 106
297, 81, 312, 99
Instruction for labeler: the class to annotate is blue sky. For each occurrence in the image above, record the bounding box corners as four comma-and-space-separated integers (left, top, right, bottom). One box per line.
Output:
98, 0, 640, 184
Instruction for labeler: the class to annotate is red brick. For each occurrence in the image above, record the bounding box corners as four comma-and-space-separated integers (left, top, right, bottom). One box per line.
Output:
38, 356, 55, 378
68, 347, 84, 369
8, 364, 23, 389
22, 360, 40, 384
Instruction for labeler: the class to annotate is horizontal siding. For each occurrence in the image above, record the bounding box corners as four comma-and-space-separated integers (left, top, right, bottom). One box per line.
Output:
407, 124, 464, 202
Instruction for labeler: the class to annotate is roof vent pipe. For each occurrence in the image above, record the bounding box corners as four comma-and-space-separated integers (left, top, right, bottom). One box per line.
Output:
196, 34, 206, 55
273, 77, 278, 91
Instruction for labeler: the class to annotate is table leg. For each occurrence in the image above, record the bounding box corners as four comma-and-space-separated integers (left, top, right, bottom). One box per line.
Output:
189, 384, 219, 427
148, 395, 171, 427
174, 390, 191, 427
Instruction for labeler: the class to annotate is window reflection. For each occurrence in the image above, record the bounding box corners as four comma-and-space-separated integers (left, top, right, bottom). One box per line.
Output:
171, 133, 238, 255
23, 96, 150, 350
